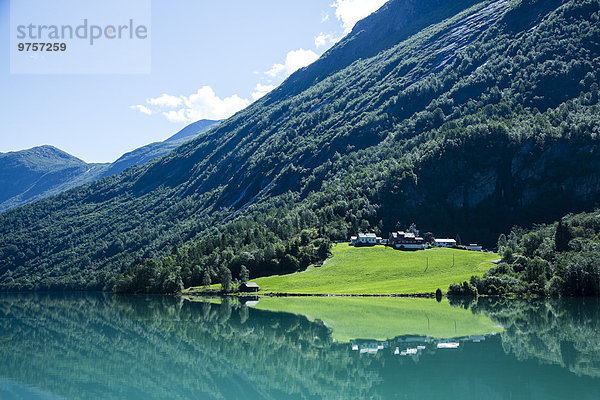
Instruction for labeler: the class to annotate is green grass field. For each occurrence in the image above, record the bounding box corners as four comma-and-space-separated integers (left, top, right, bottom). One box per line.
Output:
252, 244, 498, 295
253, 296, 502, 342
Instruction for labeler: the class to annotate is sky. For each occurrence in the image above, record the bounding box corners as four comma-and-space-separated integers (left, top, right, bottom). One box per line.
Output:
0, 0, 388, 163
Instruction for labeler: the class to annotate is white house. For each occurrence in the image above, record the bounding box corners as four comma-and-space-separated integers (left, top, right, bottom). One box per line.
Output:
389, 231, 426, 250
434, 238, 457, 248
350, 233, 381, 246
465, 244, 483, 252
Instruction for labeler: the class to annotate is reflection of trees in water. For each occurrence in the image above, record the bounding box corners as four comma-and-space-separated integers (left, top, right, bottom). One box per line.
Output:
466, 297, 600, 378
0, 293, 380, 399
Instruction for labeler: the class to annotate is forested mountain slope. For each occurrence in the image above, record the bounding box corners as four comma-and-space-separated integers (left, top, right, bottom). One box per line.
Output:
1, 0, 599, 292
0, 120, 219, 213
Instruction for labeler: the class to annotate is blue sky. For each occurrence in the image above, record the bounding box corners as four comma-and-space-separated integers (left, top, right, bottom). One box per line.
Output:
0, 0, 387, 163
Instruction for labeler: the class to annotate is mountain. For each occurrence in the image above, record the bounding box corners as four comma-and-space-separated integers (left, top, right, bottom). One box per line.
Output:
1, 0, 599, 292
0, 146, 108, 212
276, 0, 483, 100
0, 119, 220, 213
163, 119, 221, 143
99, 119, 221, 178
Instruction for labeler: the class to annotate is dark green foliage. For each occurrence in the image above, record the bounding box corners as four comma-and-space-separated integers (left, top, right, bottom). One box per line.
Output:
220, 267, 232, 292
456, 210, 600, 297
563, 253, 600, 296
113, 257, 184, 294
448, 281, 478, 297
1, 0, 600, 293
202, 269, 211, 287
239, 265, 249, 284
497, 234, 508, 251
555, 219, 572, 252
455, 234, 462, 247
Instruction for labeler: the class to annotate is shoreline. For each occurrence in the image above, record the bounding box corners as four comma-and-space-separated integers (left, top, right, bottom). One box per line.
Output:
182, 291, 438, 298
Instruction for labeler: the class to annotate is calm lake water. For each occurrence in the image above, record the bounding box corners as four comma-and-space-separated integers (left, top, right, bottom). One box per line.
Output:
0, 294, 599, 399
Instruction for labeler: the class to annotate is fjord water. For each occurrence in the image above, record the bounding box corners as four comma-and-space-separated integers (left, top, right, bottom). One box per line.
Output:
0, 294, 599, 399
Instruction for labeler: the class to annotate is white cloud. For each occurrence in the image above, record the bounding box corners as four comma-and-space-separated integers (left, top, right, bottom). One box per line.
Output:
130, 104, 152, 115
131, 86, 251, 123
147, 93, 183, 108
162, 109, 188, 123
252, 84, 276, 101
182, 87, 250, 121
266, 63, 286, 78
266, 48, 319, 78
315, 32, 337, 49
321, 11, 330, 22
331, 0, 388, 33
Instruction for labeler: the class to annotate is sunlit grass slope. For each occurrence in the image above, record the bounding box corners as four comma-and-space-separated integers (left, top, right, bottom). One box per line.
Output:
253, 244, 498, 295
253, 296, 502, 342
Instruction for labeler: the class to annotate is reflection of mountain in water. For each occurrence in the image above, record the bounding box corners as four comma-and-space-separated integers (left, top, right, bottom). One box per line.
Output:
0, 294, 598, 399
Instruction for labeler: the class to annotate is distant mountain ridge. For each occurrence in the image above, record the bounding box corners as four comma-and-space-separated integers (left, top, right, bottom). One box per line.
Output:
101, 119, 221, 178
0, 146, 107, 213
0, 119, 220, 212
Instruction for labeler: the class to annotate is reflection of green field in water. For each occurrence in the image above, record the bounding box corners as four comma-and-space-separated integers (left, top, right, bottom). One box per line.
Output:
253, 296, 503, 342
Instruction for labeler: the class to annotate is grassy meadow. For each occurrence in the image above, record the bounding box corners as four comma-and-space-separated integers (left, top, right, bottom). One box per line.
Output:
251, 244, 498, 295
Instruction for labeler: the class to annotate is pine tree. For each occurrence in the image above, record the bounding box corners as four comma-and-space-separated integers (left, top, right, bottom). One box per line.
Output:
202, 270, 211, 287
239, 265, 249, 283
497, 233, 508, 251
555, 220, 572, 252
220, 267, 232, 291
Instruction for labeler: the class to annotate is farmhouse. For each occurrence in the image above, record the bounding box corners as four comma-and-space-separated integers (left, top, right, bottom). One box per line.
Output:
389, 231, 426, 250
350, 233, 382, 246
434, 238, 457, 248
465, 244, 483, 252
239, 282, 260, 293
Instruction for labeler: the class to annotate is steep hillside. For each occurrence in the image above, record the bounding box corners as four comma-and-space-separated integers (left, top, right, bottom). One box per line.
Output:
273, 0, 483, 100
1, 0, 599, 292
0, 119, 219, 212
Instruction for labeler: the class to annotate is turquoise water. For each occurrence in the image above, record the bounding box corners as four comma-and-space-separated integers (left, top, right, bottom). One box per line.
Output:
0, 294, 599, 399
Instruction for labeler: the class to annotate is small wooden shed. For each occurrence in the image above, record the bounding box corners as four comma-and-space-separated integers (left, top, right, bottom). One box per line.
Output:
239, 282, 260, 293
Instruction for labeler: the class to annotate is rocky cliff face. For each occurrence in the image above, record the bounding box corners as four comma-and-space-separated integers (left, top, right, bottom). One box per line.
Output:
271, 0, 483, 101
385, 133, 600, 245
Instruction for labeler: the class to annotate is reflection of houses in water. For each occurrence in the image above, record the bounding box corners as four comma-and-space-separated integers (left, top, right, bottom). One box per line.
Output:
239, 296, 260, 306
351, 341, 389, 354
351, 334, 494, 357
468, 335, 486, 343
436, 340, 460, 349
